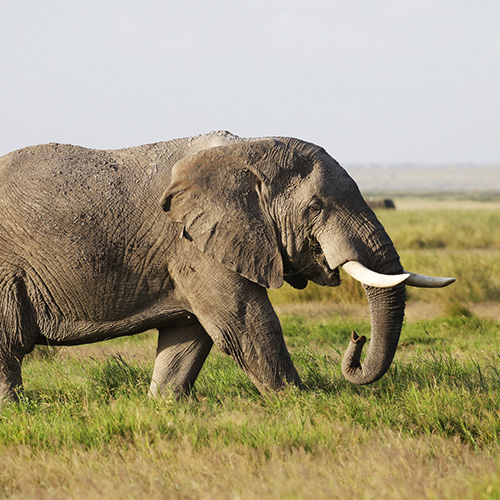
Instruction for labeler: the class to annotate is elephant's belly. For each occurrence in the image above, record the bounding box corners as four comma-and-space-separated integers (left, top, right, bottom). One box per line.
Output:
35, 305, 192, 346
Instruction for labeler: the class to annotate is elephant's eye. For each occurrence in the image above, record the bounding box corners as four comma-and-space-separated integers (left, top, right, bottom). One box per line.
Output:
308, 201, 323, 215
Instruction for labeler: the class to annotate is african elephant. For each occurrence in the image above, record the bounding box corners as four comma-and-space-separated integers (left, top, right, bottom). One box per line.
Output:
0, 131, 454, 401
366, 198, 396, 210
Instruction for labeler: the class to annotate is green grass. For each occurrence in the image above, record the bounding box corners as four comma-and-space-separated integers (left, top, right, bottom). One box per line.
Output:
0, 317, 500, 449
1, 200, 500, 499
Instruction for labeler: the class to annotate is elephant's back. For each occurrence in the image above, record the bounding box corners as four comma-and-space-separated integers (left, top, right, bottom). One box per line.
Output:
0, 143, 174, 265
0, 143, 164, 218
1, 143, 138, 196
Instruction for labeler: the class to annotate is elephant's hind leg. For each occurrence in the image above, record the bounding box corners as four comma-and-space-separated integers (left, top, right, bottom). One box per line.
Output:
0, 350, 24, 402
149, 319, 213, 398
0, 275, 38, 402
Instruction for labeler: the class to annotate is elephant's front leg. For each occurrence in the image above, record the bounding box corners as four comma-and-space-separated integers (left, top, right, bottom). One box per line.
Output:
149, 319, 213, 397
187, 283, 302, 394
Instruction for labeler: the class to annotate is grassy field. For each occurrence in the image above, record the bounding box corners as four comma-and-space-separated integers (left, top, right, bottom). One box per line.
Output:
1, 198, 499, 499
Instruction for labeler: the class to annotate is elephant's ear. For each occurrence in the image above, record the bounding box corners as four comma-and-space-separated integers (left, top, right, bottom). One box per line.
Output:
160, 140, 284, 289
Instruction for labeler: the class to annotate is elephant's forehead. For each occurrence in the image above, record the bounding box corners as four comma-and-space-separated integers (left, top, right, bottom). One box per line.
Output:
306, 160, 356, 194
278, 163, 354, 205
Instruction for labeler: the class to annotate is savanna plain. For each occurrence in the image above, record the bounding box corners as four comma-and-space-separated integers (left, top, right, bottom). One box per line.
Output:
1, 195, 500, 500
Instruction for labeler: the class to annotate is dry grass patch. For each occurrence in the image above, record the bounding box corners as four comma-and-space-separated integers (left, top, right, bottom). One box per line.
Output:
1, 430, 498, 500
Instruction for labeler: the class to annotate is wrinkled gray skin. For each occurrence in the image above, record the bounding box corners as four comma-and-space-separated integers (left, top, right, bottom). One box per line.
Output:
0, 131, 406, 402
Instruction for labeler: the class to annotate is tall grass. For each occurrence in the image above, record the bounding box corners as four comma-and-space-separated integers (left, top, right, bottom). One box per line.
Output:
378, 208, 500, 250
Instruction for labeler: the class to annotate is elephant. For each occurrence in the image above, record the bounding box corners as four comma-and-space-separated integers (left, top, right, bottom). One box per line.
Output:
0, 131, 455, 402
366, 198, 396, 210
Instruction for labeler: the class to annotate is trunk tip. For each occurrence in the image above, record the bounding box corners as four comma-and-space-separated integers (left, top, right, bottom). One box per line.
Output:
343, 331, 367, 379
351, 331, 366, 346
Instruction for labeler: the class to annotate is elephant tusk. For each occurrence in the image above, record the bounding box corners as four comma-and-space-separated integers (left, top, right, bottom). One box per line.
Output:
342, 261, 410, 288
404, 272, 456, 288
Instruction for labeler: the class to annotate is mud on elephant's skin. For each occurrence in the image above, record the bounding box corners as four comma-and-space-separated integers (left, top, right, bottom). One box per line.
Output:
0, 131, 455, 401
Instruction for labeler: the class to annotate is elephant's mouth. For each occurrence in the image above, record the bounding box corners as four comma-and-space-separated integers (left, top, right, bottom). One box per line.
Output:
325, 265, 341, 285
320, 257, 341, 286
309, 236, 341, 286
282, 236, 341, 288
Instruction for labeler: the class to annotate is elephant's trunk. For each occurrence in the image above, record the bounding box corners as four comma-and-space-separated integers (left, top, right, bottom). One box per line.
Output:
319, 213, 407, 385
341, 282, 406, 384
339, 214, 407, 384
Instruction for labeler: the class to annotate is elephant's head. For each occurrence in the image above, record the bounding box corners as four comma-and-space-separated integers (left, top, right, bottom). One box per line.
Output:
161, 138, 454, 385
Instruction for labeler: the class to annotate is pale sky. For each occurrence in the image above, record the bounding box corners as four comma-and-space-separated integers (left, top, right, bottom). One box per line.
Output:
1, 0, 499, 164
